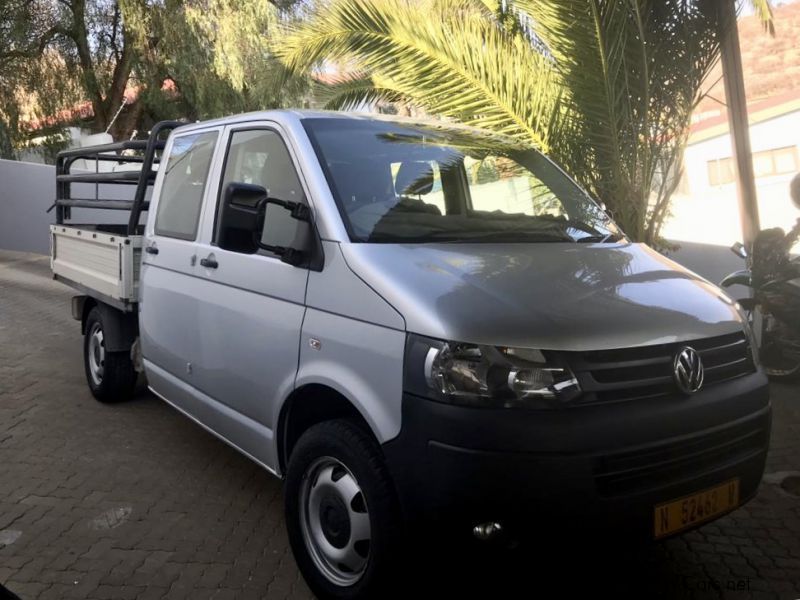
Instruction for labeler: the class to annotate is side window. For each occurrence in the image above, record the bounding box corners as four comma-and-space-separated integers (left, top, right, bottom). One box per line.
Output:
216, 129, 306, 254
155, 131, 218, 240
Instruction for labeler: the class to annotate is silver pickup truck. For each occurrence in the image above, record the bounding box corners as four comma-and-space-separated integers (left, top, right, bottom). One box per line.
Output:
51, 111, 770, 599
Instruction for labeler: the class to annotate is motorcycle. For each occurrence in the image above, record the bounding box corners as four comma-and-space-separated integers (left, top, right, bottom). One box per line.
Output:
721, 173, 800, 382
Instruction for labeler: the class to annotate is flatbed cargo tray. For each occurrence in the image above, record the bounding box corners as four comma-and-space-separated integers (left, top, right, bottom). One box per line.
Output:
50, 224, 142, 311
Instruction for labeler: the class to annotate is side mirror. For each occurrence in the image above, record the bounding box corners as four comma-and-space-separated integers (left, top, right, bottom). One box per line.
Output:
790, 172, 800, 209
257, 198, 311, 266
218, 182, 268, 254
218, 182, 311, 266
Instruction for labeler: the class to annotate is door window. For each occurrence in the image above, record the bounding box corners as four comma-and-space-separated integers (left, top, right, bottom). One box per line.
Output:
154, 131, 218, 240
215, 129, 306, 255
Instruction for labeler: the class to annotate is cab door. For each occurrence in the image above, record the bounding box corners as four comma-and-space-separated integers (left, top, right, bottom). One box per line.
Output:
189, 124, 311, 469
140, 128, 221, 406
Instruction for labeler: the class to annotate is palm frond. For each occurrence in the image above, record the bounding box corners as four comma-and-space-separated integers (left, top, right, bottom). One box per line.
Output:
313, 73, 407, 110
745, 0, 775, 35
513, 0, 723, 240
275, 0, 560, 150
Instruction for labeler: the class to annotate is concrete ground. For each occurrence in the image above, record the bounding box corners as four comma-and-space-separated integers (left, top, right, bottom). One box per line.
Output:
1, 249, 799, 599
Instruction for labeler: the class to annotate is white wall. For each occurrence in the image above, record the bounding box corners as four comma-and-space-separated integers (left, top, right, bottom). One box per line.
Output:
0, 159, 137, 254
0, 160, 57, 253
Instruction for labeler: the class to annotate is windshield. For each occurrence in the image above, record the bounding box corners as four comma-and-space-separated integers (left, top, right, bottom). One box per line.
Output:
303, 118, 623, 244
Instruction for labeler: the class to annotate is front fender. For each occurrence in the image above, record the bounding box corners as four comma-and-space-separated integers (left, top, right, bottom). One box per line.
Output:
279, 308, 406, 449
721, 269, 752, 288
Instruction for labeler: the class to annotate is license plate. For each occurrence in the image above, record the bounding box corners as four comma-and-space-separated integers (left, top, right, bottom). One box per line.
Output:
654, 479, 740, 539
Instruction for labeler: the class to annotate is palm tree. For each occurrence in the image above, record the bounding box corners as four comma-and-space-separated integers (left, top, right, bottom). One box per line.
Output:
277, 0, 773, 245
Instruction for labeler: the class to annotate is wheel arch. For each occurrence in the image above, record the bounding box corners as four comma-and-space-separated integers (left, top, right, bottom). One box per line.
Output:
277, 383, 378, 476
77, 296, 97, 335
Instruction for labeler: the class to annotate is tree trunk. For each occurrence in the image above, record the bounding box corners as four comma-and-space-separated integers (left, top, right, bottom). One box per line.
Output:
69, 0, 107, 131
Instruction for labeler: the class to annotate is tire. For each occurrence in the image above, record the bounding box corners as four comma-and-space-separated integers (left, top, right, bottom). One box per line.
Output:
765, 361, 800, 382
83, 307, 137, 403
285, 419, 403, 600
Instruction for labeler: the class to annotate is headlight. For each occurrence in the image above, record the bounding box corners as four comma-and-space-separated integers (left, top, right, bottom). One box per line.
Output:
404, 334, 581, 408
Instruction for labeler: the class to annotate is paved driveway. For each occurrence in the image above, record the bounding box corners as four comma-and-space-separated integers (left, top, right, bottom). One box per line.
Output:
1, 250, 799, 599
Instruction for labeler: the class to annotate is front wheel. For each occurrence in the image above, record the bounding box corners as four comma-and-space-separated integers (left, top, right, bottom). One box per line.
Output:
285, 419, 403, 599
83, 307, 137, 402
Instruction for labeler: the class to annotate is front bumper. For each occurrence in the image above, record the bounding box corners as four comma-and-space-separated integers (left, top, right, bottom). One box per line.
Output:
382, 371, 771, 541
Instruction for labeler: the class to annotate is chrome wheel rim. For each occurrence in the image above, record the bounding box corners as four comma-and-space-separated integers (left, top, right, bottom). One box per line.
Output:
299, 457, 371, 587
88, 322, 105, 386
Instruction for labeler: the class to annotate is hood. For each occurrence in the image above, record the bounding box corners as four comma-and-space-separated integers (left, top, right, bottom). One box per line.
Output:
340, 242, 744, 351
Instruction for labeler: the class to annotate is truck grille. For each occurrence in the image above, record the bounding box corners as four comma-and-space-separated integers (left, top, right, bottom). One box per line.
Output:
594, 415, 769, 497
564, 332, 755, 405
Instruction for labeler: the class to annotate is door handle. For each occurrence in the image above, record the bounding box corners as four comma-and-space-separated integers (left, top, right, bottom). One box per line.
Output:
200, 256, 218, 269
145, 246, 159, 255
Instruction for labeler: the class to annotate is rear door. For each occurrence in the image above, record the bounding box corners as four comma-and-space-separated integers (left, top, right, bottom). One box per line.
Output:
139, 128, 221, 405
189, 123, 311, 468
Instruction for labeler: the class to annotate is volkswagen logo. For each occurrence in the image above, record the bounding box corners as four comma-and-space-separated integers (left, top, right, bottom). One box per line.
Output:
673, 346, 704, 394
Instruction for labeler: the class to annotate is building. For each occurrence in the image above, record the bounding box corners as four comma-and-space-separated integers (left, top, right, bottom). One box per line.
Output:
663, 93, 800, 246
663, 1, 800, 248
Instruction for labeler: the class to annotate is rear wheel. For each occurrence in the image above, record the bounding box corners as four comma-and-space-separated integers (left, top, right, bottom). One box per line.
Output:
285, 419, 402, 599
83, 307, 137, 402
